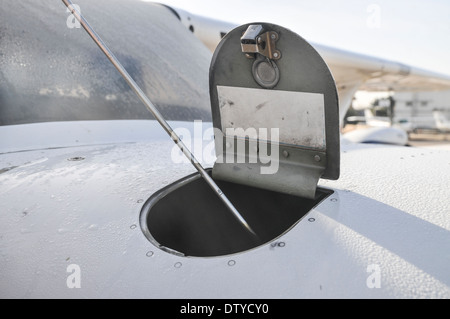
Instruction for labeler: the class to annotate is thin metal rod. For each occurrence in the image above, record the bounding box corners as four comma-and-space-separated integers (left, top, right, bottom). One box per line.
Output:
62, 0, 256, 236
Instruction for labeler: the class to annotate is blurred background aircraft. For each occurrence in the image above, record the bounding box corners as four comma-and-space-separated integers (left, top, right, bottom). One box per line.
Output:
153, 0, 450, 147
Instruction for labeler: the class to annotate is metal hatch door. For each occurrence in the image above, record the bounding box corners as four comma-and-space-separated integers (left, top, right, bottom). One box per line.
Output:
209, 23, 340, 199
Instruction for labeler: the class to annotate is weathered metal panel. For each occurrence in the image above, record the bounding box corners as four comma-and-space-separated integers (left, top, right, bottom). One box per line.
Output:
217, 86, 326, 149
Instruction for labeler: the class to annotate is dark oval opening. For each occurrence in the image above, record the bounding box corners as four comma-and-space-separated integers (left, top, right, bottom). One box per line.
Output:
140, 170, 332, 257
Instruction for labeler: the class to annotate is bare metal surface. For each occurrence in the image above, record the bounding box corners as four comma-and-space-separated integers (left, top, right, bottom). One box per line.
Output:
240, 25, 281, 61
210, 23, 340, 182
217, 86, 326, 149
210, 23, 339, 198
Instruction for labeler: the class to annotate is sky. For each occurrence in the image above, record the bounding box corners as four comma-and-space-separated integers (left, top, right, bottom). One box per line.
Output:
150, 0, 450, 77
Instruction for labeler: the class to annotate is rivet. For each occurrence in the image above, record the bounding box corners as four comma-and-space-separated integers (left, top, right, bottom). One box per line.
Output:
146, 251, 154, 257
308, 218, 315, 222
137, 199, 143, 203
130, 224, 137, 229
228, 260, 236, 266
174, 262, 182, 268
277, 242, 285, 247
330, 198, 338, 202
271, 33, 276, 40
314, 155, 321, 162
273, 52, 279, 58
282, 150, 289, 158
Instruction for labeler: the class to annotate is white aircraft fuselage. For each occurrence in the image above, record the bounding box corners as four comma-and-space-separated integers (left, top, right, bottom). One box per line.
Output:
0, 0, 449, 299
1, 120, 449, 298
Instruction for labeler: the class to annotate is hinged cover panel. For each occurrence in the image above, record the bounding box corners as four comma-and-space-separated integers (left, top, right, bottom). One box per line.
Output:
210, 23, 339, 199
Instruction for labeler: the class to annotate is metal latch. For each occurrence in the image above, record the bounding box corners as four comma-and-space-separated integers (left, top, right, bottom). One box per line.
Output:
240, 25, 281, 89
241, 25, 281, 60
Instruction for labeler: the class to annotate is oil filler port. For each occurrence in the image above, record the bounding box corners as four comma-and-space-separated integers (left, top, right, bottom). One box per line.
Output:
140, 170, 332, 257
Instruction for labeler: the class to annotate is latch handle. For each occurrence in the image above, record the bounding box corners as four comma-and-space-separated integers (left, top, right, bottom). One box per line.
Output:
240, 25, 281, 60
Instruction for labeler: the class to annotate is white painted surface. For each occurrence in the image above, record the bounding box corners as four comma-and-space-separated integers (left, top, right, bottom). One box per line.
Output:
0, 120, 449, 298
0, 120, 212, 155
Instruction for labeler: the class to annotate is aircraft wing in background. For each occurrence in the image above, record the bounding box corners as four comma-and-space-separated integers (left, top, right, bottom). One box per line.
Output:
166, 5, 450, 124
